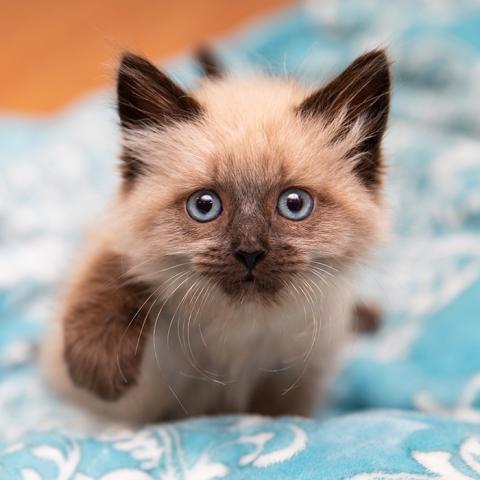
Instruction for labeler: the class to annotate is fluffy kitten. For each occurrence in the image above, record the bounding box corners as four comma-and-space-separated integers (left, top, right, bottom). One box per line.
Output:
43, 49, 390, 422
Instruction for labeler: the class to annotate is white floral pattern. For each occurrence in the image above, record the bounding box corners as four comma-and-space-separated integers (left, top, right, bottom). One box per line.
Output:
349, 437, 480, 480
0, 418, 308, 479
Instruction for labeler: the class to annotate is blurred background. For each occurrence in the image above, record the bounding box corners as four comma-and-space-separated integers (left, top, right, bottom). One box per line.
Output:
1, 0, 288, 113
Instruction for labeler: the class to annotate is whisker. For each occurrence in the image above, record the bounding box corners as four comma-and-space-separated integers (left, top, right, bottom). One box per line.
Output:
176, 278, 203, 355
134, 270, 190, 354
182, 279, 210, 356
116, 269, 189, 378
115, 269, 190, 383
167, 274, 201, 349
167, 383, 189, 416
179, 280, 204, 356
186, 279, 228, 385
310, 261, 338, 276
116, 257, 190, 284
282, 273, 320, 396
152, 273, 194, 370
308, 268, 330, 288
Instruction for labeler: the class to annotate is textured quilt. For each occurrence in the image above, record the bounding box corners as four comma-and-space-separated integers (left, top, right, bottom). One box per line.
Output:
1, 0, 480, 478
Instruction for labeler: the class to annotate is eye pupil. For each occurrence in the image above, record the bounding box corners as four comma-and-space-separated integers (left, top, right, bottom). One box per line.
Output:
187, 190, 222, 222
196, 194, 213, 214
277, 188, 313, 221
286, 193, 303, 212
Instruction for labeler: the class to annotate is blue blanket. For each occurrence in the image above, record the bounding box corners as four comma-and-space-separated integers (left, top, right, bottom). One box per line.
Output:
1, 1, 480, 478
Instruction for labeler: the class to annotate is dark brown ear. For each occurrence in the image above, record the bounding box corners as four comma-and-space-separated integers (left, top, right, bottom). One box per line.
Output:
195, 46, 224, 78
117, 52, 203, 130
298, 50, 391, 189
117, 53, 203, 184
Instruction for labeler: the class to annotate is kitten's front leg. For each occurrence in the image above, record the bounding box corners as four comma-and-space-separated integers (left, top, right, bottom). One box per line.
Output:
248, 368, 320, 417
61, 250, 152, 401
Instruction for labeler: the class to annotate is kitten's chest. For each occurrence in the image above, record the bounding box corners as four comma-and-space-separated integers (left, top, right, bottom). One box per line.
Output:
153, 298, 320, 380
145, 285, 351, 416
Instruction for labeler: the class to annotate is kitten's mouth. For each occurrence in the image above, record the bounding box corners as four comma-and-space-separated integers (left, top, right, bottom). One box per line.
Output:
195, 262, 282, 301
233, 271, 280, 300
243, 272, 255, 283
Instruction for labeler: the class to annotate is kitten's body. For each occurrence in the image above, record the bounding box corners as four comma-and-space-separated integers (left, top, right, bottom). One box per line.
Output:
45, 243, 351, 421
43, 50, 390, 422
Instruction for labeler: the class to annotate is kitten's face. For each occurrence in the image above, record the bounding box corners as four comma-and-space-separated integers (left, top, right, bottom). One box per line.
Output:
114, 52, 390, 304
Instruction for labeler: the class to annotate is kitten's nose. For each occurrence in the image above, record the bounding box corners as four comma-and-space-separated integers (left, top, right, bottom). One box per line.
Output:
234, 250, 266, 270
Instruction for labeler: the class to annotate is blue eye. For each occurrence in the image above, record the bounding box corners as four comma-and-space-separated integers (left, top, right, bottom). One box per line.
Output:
186, 190, 222, 222
277, 188, 314, 221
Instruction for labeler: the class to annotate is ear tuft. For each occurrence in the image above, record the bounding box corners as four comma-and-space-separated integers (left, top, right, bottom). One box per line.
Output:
117, 52, 203, 130
297, 49, 391, 189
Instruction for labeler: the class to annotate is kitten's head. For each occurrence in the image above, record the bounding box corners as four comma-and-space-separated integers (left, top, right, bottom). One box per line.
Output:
113, 51, 390, 304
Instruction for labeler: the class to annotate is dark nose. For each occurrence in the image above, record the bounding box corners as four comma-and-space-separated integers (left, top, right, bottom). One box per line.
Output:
234, 250, 266, 270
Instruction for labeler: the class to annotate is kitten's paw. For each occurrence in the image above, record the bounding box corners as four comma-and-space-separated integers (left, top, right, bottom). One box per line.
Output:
353, 302, 382, 334
64, 335, 140, 401
59, 251, 152, 401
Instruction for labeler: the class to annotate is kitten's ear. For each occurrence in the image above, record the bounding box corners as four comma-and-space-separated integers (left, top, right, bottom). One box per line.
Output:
117, 52, 203, 130
195, 46, 224, 78
298, 50, 391, 188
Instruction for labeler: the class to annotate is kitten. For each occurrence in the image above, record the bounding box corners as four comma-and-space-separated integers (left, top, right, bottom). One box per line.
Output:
42, 49, 390, 423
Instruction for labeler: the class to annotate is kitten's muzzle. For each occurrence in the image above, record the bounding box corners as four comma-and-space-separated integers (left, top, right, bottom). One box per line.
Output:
234, 249, 266, 270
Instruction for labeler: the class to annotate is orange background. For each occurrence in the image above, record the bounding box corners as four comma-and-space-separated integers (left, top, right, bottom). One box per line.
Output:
0, 0, 288, 114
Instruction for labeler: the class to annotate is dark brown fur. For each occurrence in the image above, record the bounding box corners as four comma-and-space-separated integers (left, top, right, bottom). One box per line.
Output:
117, 53, 204, 185
298, 50, 391, 189
195, 46, 224, 78
63, 251, 152, 401
249, 370, 319, 416
353, 302, 382, 333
